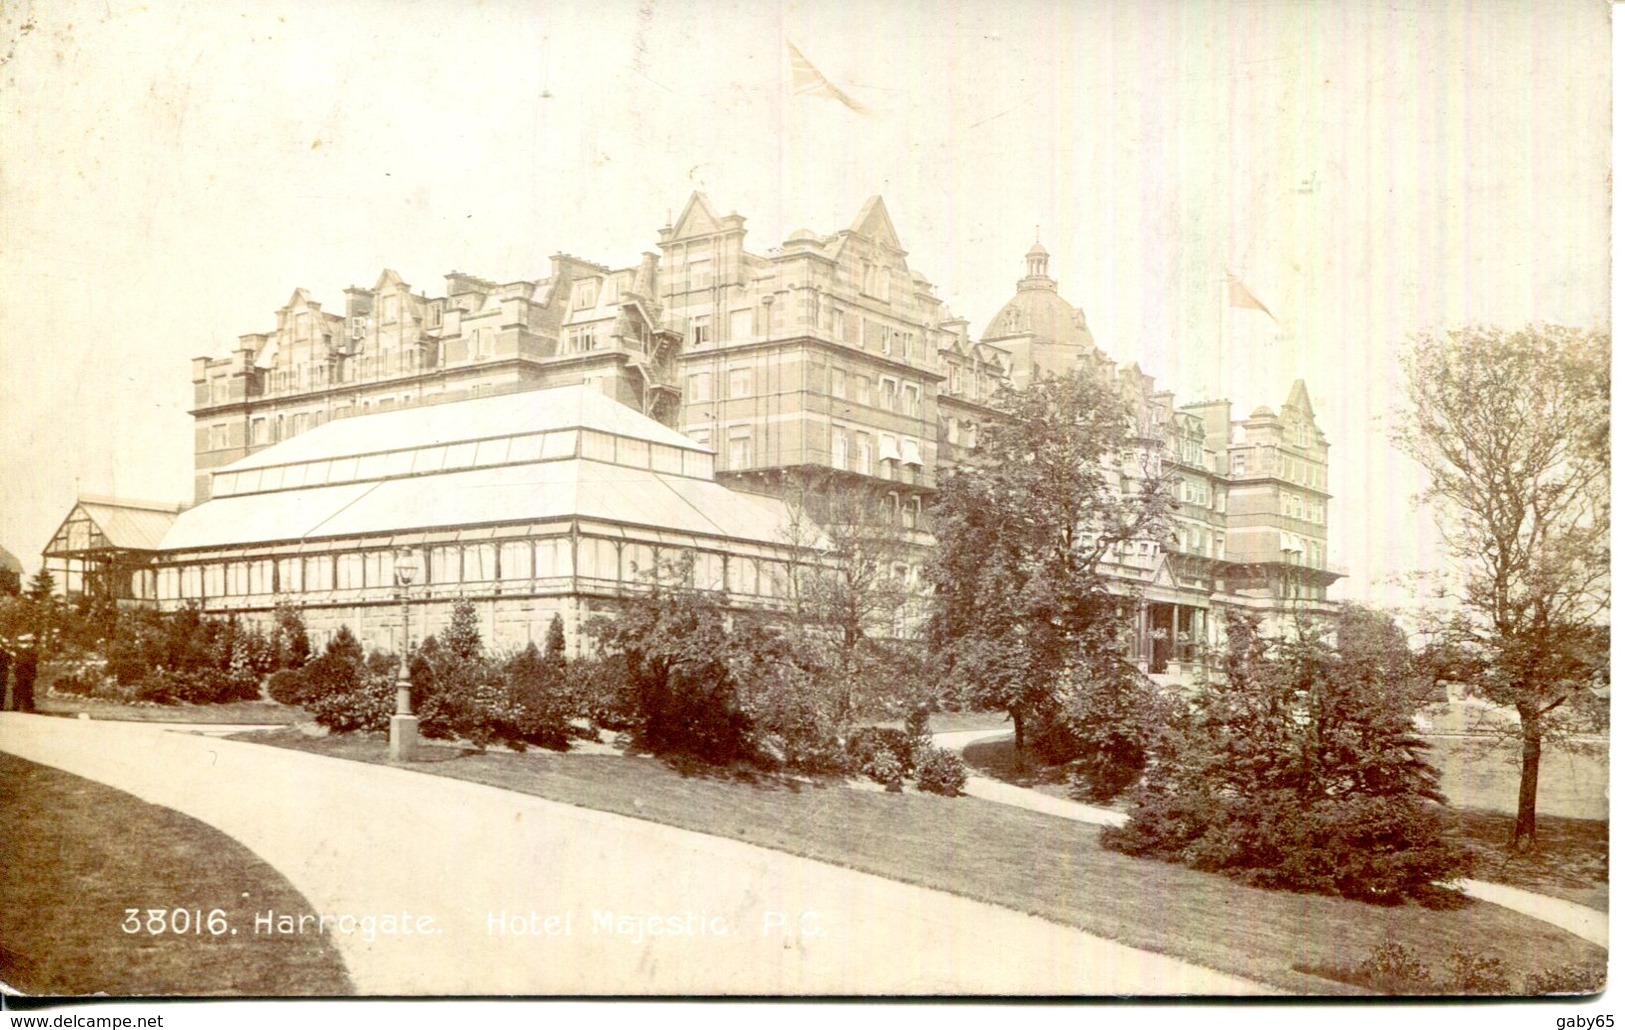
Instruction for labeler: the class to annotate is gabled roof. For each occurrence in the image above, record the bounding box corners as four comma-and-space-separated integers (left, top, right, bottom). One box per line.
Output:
670, 192, 726, 238
848, 196, 903, 251
1283, 379, 1316, 421
43, 497, 182, 557
0, 546, 22, 574
373, 268, 408, 292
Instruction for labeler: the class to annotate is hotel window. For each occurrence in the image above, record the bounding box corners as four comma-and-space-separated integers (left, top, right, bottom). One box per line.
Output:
1215, 533, 1226, 561
251, 418, 268, 445
964, 422, 978, 449
689, 427, 712, 450
831, 427, 849, 470
727, 427, 753, 470
900, 437, 923, 467
687, 371, 712, 402
879, 377, 898, 411
728, 367, 753, 399
536, 538, 569, 578
902, 383, 920, 415
1232, 453, 1246, 477
831, 367, 847, 399
856, 432, 873, 475
947, 418, 959, 444
729, 308, 754, 341
572, 280, 598, 310
687, 259, 713, 290
728, 556, 759, 596
878, 433, 901, 466
209, 424, 229, 450
499, 541, 532, 580
364, 550, 396, 589
832, 309, 846, 341
857, 377, 871, 406
622, 543, 654, 583
304, 555, 334, 591
275, 557, 301, 593
691, 315, 710, 348
465, 544, 496, 582
428, 546, 459, 584
577, 538, 618, 581
335, 553, 365, 590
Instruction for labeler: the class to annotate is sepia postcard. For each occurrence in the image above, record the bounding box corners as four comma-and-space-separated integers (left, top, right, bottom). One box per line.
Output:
0, 0, 1610, 1023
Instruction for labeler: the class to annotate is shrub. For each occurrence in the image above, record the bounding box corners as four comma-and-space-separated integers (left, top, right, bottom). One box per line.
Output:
866, 749, 904, 791
913, 746, 967, 796
309, 668, 396, 733
503, 641, 573, 750
1354, 939, 1433, 994
1103, 609, 1472, 904
1525, 964, 1607, 995
266, 668, 307, 706
1443, 950, 1512, 995
51, 671, 100, 697
846, 726, 923, 778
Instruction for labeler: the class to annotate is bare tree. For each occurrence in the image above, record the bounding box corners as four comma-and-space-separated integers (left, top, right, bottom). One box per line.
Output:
1393, 323, 1609, 850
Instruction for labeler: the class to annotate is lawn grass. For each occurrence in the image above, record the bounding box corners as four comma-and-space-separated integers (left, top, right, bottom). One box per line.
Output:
1424, 733, 1607, 821
0, 752, 352, 996
236, 727, 1605, 995
926, 710, 1014, 734
1455, 810, 1608, 912
35, 692, 303, 725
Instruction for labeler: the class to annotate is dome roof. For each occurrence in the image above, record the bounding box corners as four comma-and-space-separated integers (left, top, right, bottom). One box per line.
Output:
1026, 241, 1049, 259
982, 287, 1093, 350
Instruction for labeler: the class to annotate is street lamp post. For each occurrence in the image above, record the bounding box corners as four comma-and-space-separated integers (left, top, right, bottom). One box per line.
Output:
389, 547, 421, 762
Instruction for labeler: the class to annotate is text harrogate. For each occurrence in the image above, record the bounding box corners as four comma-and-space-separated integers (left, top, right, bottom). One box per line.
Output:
255, 910, 438, 942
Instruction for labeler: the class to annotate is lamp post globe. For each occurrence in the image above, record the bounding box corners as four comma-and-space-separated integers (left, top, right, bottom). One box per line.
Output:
389, 547, 421, 761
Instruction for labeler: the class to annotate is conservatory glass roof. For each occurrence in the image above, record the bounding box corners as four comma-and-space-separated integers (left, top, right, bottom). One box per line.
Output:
161, 387, 799, 552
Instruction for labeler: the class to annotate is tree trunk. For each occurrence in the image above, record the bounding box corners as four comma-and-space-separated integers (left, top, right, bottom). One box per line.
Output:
1510, 712, 1542, 851
1012, 708, 1026, 754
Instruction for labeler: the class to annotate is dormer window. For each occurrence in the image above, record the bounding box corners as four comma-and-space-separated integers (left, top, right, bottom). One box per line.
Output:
572, 280, 598, 310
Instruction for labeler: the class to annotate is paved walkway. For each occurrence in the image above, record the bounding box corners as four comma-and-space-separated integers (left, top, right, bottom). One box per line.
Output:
0, 713, 1268, 996
933, 729, 1608, 948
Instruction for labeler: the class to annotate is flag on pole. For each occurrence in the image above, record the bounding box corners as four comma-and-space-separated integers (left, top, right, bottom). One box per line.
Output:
1225, 270, 1277, 322
787, 41, 869, 116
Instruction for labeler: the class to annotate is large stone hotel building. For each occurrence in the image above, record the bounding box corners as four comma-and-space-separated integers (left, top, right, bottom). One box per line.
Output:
44, 194, 1340, 683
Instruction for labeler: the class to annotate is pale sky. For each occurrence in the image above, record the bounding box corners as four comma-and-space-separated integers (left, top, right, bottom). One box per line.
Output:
0, 0, 1611, 605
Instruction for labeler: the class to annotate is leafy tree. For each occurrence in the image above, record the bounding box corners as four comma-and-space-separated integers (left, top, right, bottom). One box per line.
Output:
272, 600, 311, 669
585, 554, 840, 770
1392, 324, 1610, 849
927, 367, 1175, 756
441, 598, 484, 663
1104, 607, 1472, 904
779, 471, 929, 724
